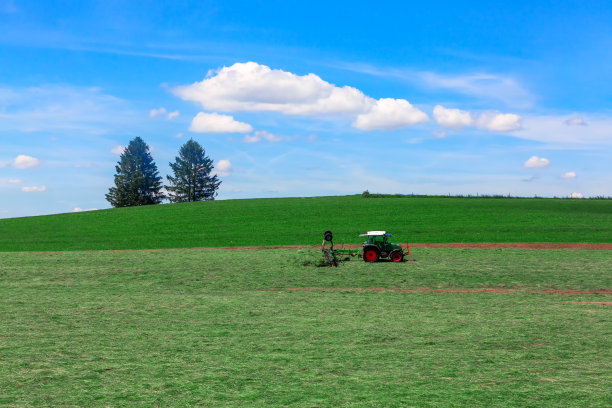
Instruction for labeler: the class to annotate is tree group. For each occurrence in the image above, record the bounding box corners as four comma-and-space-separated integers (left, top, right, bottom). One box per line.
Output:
106, 137, 221, 207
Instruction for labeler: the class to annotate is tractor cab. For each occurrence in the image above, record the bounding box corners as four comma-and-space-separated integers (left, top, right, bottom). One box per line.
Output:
362, 232, 391, 247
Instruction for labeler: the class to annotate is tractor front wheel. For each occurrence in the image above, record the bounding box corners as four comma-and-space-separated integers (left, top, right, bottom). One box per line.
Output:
363, 248, 379, 262
391, 251, 404, 262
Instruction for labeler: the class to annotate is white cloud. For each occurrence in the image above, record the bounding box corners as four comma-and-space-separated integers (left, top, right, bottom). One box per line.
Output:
524, 156, 551, 169
149, 107, 167, 118
12, 154, 40, 169
167, 110, 180, 120
111, 145, 125, 155
216, 159, 232, 177
22, 185, 46, 192
432, 105, 521, 133
189, 112, 253, 133
174, 62, 370, 116
175, 132, 184, 138
570, 192, 583, 198
73, 207, 97, 212
432, 105, 473, 129
476, 111, 521, 132
242, 130, 289, 143
353, 98, 429, 130
565, 117, 586, 126
561, 171, 576, 179
8, 179, 22, 184
174, 62, 427, 131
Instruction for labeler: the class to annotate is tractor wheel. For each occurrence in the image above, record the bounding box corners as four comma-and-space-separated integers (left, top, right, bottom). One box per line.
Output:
391, 251, 403, 262
363, 248, 379, 262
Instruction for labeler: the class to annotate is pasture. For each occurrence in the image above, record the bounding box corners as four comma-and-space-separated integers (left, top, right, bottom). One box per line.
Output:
1, 247, 611, 407
1, 195, 611, 251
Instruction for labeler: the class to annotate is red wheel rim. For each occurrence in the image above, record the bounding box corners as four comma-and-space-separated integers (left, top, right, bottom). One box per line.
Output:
365, 250, 377, 261
392, 253, 402, 262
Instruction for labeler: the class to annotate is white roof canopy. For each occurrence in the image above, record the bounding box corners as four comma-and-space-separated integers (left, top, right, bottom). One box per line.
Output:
359, 231, 391, 237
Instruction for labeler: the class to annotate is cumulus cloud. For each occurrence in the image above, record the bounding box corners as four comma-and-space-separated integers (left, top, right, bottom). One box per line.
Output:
570, 192, 583, 198
8, 179, 22, 184
561, 171, 576, 179
353, 98, 429, 130
216, 159, 232, 177
433, 105, 473, 129
476, 112, 521, 132
174, 62, 428, 131
111, 145, 125, 155
189, 112, 253, 133
524, 156, 550, 169
167, 110, 180, 120
22, 185, 46, 192
12, 155, 40, 169
432, 105, 520, 133
149, 107, 167, 118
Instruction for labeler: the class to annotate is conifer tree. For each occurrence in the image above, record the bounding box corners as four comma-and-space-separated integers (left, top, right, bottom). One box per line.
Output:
106, 137, 164, 207
166, 139, 221, 202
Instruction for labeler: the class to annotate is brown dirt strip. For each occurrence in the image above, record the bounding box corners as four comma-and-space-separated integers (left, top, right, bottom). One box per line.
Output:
37, 242, 612, 254
259, 287, 612, 295
216, 243, 612, 250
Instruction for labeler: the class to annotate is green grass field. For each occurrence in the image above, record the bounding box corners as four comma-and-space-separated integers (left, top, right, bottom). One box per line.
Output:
1, 195, 611, 251
1, 248, 611, 407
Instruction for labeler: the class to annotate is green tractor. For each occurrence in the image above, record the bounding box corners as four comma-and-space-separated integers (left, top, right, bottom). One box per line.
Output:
321, 230, 409, 266
360, 231, 407, 262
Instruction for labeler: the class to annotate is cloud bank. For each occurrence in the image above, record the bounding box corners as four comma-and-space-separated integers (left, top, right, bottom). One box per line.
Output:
174, 62, 428, 131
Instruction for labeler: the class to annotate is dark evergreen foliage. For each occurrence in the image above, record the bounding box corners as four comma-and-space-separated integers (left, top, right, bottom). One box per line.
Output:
166, 139, 221, 202
105, 137, 164, 207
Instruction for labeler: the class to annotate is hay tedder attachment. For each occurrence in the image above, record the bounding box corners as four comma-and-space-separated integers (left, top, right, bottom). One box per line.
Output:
321, 230, 409, 267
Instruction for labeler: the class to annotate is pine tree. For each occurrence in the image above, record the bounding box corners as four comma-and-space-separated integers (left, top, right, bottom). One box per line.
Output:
106, 137, 164, 207
166, 139, 221, 202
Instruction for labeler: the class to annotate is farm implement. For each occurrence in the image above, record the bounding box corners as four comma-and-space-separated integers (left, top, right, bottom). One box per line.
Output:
321, 230, 409, 267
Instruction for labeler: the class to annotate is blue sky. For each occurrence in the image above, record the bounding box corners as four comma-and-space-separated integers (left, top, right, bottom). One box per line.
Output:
1, 0, 611, 218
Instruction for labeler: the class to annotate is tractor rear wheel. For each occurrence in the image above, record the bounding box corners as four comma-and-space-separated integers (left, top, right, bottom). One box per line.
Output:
363, 248, 379, 262
391, 251, 403, 262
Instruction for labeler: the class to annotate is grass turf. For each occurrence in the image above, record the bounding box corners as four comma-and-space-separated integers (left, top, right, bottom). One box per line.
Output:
1, 248, 610, 406
1, 195, 611, 251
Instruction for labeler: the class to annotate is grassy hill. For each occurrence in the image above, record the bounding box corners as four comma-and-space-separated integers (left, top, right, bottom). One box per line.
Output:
1, 195, 611, 251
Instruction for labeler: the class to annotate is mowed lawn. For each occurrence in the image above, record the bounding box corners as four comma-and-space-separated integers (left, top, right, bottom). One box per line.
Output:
1, 195, 611, 251
1, 248, 611, 407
